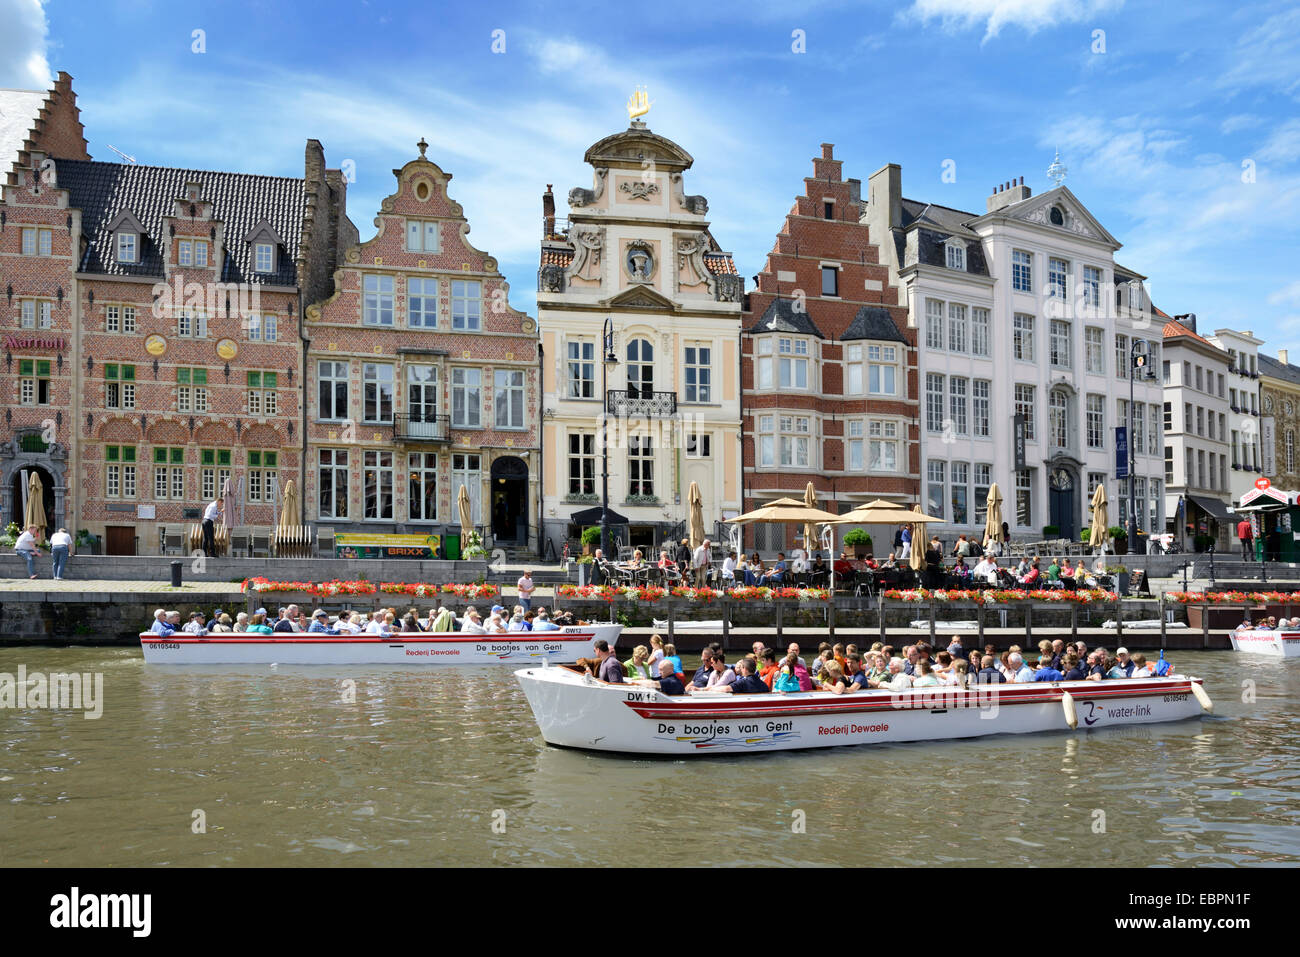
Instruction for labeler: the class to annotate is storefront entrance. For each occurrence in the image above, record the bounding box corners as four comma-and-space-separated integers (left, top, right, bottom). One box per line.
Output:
1048, 466, 1077, 542
489, 456, 528, 545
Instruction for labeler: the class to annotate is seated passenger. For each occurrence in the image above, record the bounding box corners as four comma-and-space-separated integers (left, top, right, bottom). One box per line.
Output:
687, 652, 736, 693
1111, 647, 1136, 677
1007, 652, 1035, 682
624, 645, 653, 680
714, 657, 771, 694
773, 653, 803, 693
1061, 654, 1089, 682
975, 654, 1006, 684
308, 609, 333, 634
182, 612, 208, 636
818, 660, 857, 695
148, 608, 173, 636
459, 608, 487, 634
1129, 653, 1155, 677
334, 611, 362, 635
911, 660, 941, 687
245, 612, 274, 635
232, 612, 249, 633
531, 610, 560, 631
643, 658, 685, 696
663, 642, 684, 679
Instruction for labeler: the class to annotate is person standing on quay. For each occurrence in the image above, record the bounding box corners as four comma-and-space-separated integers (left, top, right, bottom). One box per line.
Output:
202, 498, 222, 558
517, 569, 535, 611
49, 527, 73, 580
1237, 517, 1254, 561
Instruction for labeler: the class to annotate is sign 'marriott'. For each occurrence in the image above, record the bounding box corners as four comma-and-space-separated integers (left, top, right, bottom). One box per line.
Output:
3, 333, 67, 350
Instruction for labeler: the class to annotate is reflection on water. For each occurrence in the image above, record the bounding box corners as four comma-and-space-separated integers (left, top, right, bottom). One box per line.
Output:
1, 649, 1297, 866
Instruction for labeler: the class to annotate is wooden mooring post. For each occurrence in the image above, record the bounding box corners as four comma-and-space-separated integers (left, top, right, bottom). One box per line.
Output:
721, 600, 730, 651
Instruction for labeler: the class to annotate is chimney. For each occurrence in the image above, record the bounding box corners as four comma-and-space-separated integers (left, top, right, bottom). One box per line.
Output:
868, 163, 902, 229
1280, 349, 1290, 366
822, 143, 834, 160
987, 175, 1032, 213
542, 184, 555, 238
1175, 312, 1198, 333
847, 177, 861, 206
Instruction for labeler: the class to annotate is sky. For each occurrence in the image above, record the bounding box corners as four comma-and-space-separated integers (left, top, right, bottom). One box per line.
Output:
4, 0, 1299, 354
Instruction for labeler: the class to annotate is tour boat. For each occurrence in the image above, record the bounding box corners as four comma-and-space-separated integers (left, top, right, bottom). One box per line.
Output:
1229, 627, 1300, 657
513, 665, 1212, 755
140, 624, 622, 665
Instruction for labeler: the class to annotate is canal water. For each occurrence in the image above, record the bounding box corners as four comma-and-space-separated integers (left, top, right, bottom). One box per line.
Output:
2, 648, 1297, 866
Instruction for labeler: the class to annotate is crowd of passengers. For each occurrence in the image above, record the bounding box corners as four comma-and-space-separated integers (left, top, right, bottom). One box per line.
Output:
578, 634, 1177, 696
146, 602, 582, 636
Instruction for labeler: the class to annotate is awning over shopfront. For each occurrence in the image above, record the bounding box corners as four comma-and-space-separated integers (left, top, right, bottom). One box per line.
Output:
1235, 486, 1293, 511
570, 505, 630, 526
1188, 495, 1234, 524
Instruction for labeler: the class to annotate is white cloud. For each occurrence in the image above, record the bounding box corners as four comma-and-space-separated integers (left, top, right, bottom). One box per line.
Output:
1218, 6, 1300, 99
901, 0, 1124, 42
1221, 113, 1264, 135
1269, 282, 1300, 308
0, 0, 52, 89
1256, 118, 1300, 165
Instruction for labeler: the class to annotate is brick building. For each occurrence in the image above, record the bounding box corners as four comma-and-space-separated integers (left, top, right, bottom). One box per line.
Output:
741, 144, 918, 553
1, 74, 354, 552
303, 141, 540, 552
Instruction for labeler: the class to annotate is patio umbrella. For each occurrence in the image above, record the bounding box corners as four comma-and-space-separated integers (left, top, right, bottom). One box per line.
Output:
832, 500, 939, 525
1089, 484, 1109, 549
24, 471, 46, 540
278, 478, 299, 530
221, 476, 235, 530
909, 522, 925, 572
802, 482, 818, 555
458, 484, 473, 540
688, 481, 705, 550
724, 497, 840, 526
984, 483, 1004, 544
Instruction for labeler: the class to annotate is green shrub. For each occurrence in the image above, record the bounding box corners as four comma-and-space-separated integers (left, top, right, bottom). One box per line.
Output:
1109, 526, 1128, 539
843, 529, 872, 546
580, 526, 602, 545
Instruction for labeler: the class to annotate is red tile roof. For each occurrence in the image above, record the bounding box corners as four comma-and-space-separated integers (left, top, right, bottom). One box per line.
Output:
1162, 319, 1216, 348
704, 252, 737, 275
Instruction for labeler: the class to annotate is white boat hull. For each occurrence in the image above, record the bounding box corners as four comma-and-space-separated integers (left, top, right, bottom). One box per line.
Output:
514, 666, 1208, 755
1229, 628, 1300, 657
141, 624, 623, 665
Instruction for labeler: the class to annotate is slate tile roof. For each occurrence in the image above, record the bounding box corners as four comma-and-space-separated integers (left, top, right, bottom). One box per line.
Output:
747, 297, 825, 338
841, 305, 906, 343
1259, 353, 1300, 387
53, 158, 305, 286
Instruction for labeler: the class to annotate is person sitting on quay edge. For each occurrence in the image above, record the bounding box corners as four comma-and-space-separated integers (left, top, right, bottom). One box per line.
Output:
1020, 558, 1042, 587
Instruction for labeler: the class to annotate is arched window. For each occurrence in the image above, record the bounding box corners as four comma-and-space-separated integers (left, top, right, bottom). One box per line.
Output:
627, 338, 654, 396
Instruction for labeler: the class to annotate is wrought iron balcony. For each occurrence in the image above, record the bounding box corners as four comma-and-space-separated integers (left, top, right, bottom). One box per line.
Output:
606, 389, 677, 417
396, 413, 450, 443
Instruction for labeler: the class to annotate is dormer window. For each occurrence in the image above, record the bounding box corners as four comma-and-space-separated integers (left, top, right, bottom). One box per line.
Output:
117, 232, 138, 263
254, 242, 274, 273
945, 241, 965, 272
243, 219, 284, 277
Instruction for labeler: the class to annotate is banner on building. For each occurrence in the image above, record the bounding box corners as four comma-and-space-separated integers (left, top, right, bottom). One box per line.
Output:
1115, 426, 1129, 479
1013, 414, 1026, 470
335, 533, 442, 560
1261, 416, 1276, 476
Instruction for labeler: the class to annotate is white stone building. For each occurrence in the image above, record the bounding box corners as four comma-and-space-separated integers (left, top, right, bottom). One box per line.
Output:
863, 167, 1166, 544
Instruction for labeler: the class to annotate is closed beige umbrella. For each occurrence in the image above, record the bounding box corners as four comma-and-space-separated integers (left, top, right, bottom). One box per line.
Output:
984, 483, 1004, 544
802, 482, 819, 555
688, 481, 705, 550
909, 521, 925, 572
1089, 484, 1109, 549
24, 471, 46, 540
277, 478, 299, 531
458, 484, 473, 540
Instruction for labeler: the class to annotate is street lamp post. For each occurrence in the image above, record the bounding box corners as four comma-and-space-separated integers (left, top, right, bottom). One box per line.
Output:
600, 317, 617, 559
1128, 339, 1153, 553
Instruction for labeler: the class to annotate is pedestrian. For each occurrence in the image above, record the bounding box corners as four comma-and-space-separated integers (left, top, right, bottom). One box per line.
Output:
517, 569, 535, 611
15, 524, 40, 579
49, 527, 72, 580
692, 538, 711, 587
1237, 517, 1254, 561
899, 524, 912, 560
202, 497, 222, 558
